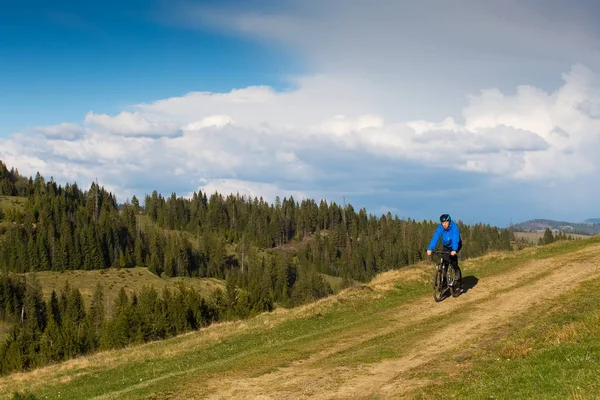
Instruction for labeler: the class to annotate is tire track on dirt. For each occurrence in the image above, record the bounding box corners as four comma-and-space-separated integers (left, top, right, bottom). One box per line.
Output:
204, 244, 600, 399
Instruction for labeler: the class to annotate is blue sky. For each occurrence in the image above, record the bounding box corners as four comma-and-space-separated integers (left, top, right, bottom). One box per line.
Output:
2, 0, 600, 227
0, 0, 299, 132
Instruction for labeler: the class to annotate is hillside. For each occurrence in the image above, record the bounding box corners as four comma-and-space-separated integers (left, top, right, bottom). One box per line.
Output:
2, 236, 599, 399
0, 269, 225, 344
513, 230, 589, 244
0, 195, 26, 233
584, 218, 600, 223
0, 195, 26, 212
513, 218, 600, 235
21, 268, 225, 312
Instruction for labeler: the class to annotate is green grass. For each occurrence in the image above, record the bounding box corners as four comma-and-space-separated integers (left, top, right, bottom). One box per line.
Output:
414, 277, 600, 399
0, 196, 27, 212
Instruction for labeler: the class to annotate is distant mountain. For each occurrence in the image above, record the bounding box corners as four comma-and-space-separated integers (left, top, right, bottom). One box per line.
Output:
583, 218, 600, 224
512, 219, 600, 235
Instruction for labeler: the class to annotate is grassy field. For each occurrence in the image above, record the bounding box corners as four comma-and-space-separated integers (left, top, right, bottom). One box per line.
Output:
514, 230, 591, 243
320, 273, 344, 293
0, 195, 27, 212
17, 267, 225, 314
1, 236, 599, 399
0, 195, 27, 236
0, 267, 225, 344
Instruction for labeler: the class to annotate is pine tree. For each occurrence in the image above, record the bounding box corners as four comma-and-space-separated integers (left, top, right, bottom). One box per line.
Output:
134, 236, 144, 267
23, 274, 46, 333
49, 290, 61, 326
542, 228, 555, 245
39, 302, 64, 364
27, 236, 39, 271
88, 283, 105, 337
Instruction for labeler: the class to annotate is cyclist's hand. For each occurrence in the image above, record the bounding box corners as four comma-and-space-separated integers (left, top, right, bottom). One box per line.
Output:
427, 250, 432, 256
451, 251, 456, 256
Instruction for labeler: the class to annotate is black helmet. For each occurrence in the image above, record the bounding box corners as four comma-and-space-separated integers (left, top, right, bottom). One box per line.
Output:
440, 213, 451, 223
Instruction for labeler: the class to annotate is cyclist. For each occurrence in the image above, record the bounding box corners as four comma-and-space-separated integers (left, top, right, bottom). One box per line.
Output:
427, 214, 462, 283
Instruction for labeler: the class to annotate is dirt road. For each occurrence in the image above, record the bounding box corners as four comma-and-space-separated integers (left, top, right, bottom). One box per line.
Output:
205, 244, 600, 399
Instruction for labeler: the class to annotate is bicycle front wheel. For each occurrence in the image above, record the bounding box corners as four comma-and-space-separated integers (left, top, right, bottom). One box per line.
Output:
432, 265, 444, 302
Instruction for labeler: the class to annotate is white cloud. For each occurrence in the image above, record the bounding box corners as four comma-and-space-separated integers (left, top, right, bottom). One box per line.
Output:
137, 75, 381, 129
1, 64, 599, 223
84, 111, 179, 136
406, 118, 462, 135
169, 0, 600, 125
0, 140, 48, 174
194, 178, 307, 203
181, 115, 235, 131
31, 122, 85, 140
312, 114, 385, 136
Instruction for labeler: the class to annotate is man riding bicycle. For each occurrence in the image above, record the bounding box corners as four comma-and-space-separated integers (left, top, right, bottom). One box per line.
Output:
427, 214, 462, 282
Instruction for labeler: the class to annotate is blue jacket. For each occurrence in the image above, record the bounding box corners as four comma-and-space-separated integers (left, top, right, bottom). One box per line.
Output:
428, 221, 461, 251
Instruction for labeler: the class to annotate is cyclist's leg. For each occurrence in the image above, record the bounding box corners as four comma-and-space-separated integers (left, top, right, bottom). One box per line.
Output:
450, 254, 459, 270
442, 248, 452, 286
451, 241, 462, 286
444, 243, 459, 283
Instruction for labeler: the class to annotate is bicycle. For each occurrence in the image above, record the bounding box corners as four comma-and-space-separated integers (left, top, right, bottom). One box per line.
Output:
430, 250, 462, 302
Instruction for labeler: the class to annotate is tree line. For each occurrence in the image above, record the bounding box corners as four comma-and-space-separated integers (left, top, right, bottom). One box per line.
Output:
144, 189, 513, 282
0, 161, 32, 197
537, 228, 576, 245
1, 160, 514, 305
0, 171, 331, 311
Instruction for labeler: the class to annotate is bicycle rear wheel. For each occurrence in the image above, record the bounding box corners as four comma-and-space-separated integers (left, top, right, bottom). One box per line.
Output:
449, 266, 462, 297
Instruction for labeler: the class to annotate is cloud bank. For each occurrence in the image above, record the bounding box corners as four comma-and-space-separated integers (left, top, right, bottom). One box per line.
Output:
1, 64, 599, 225
171, 0, 600, 121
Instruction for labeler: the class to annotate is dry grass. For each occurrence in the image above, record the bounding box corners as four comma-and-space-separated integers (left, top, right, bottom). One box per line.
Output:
369, 263, 430, 290
320, 273, 344, 293
514, 231, 590, 243
545, 322, 579, 345
499, 342, 535, 360
0, 195, 27, 212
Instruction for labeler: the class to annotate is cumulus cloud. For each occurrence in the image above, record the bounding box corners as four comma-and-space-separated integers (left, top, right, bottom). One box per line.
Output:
311, 115, 385, 136
181, 115, 235, 131
84, 111, 179, 136
31, 122, 86, 141
195, 178, 307, 203
1, 63, 599, 224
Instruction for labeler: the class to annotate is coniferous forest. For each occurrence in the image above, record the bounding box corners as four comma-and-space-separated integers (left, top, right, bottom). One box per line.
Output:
0, 160, 513, 375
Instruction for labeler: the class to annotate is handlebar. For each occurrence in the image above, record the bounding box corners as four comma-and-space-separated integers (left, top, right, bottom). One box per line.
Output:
429, 250, 453, 255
